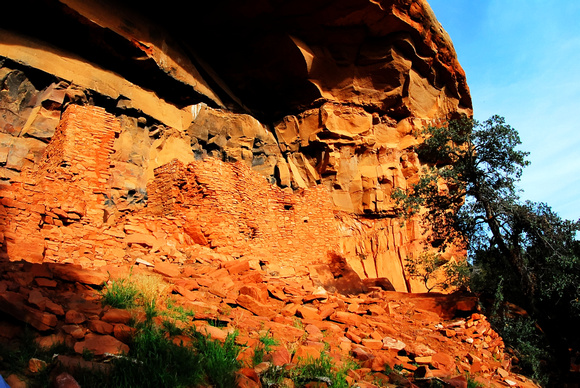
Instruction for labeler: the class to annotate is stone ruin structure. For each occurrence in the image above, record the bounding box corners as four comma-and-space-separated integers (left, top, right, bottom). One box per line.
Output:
1, 104, 421, 291
0, 2, 550, 387
0, 0, 473, 292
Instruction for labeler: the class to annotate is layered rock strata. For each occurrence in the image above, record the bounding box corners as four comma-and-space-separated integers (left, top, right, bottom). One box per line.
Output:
0, 0, 471, 291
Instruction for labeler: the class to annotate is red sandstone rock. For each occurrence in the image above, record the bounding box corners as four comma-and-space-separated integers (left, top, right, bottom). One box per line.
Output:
62, 325, 85, 340
56, 355, 112, 375
49, 264, 107, 286
35, 278, 57, 288
36, 333, 72, 349
330, 311, 363, 326
442, 375, 468, 388
292, 345, 321, 363
173, 285, 198, 301
304, 324, 324, 342
28, 357, 47, 373
87, 319, 114, 335
296, 305, 321, 320
174, 278, 200, 290
238, 367, 260, 383
382, 337, 406, 351
362, 339, 383, 350
183, 224, 209, 246
101, 308, 132, 324
45, 300, 64, 316
153, 261, 181, 278
74, 333, 129, 356
4, 374, 27, 388
198, 325, 228, 341
223, 259, 251, 275
236, 372, 261, 388
54, 372, 81, 388
346, 330, 362, 344
65, 310, 87, 325
239, 285, 269, 304
352, 346, 373, 362
236, 294, 277, 319
28, 290, 48, 310
125, 233, 158, 247
269, 346, 292, 366
0, 291, 57, 331
113, 323, 135, 343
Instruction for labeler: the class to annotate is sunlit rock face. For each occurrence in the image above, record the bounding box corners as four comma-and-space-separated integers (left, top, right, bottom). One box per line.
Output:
0, 0, 471, 292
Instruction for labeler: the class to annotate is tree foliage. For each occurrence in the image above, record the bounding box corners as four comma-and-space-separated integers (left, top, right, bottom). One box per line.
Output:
394, 115, 580, 385
405, 252, 470, 292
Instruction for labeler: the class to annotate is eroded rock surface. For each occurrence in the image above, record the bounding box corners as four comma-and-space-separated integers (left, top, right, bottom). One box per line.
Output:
0, 2, 546, 386
0, 0, 469, 304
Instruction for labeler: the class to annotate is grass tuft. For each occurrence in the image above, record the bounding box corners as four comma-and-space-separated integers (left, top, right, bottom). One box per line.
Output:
289, 352, 351, 388
252, 330, 279, 366
100, 276, 139, 309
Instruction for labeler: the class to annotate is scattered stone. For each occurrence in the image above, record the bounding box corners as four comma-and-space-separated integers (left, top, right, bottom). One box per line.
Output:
49, 264, 107, 286
236, 294, 277, 318
4, 374, 27, 388
65, 310, 87, 325
74, 333, 129, 356
382, 337, 406, 351
101, 308, 132, 324
28, 357, 47, 373
0, 291, 57, 331
153, 261, 181, 278
54, 372, 81, 388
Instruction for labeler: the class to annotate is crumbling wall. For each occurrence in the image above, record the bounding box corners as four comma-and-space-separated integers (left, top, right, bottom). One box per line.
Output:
0, 0, 474, 293
148, 158, 341, 277
0, 105, 426, 290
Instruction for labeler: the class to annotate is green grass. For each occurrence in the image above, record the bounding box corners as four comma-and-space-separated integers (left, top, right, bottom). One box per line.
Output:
289, 352, 351, 388
252, 330, 279, 366
467, 375, 484, 388
105, 325, 203, 388
164, 298, 195, 321
73, 273, 240, 387
69, 321, 241, 388
100, 276, 139, 309
193, 330, 241, 388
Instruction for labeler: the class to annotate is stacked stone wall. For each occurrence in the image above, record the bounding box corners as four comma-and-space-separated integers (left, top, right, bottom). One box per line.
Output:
0, 104, 422, 291
148, 158, 341, 275
0, 105, 120, 263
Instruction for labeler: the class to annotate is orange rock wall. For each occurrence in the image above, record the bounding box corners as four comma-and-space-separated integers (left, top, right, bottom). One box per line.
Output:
0, 105, 425, 290
1, 105, 120, 263
147, 158, 341, 276
0, 0, 473, 293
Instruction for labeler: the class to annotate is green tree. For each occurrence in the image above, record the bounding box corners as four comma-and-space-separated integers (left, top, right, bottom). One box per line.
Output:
393, 115, 580, 385
405, 251, 470, 292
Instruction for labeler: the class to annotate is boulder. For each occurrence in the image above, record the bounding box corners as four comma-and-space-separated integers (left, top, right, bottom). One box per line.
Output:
74, 333, 129, 356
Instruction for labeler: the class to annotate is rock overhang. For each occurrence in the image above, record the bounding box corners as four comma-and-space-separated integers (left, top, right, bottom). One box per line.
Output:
2, 0, 471, 122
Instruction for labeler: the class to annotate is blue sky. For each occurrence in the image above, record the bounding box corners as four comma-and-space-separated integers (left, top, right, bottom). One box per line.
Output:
428, 0, 580, 221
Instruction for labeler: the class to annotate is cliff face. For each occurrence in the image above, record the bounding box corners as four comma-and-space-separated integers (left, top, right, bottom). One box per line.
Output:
0, 0, 471, 292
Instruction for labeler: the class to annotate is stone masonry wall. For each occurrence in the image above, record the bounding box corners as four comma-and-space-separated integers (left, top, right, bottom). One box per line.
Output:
0, 104, 428, 291
147, 158, 341, 277
0, 105, 120, 263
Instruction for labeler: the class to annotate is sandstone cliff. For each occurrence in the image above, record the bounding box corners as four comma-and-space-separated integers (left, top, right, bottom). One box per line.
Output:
0, 2, 547, 387
0, 0, 471, 292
